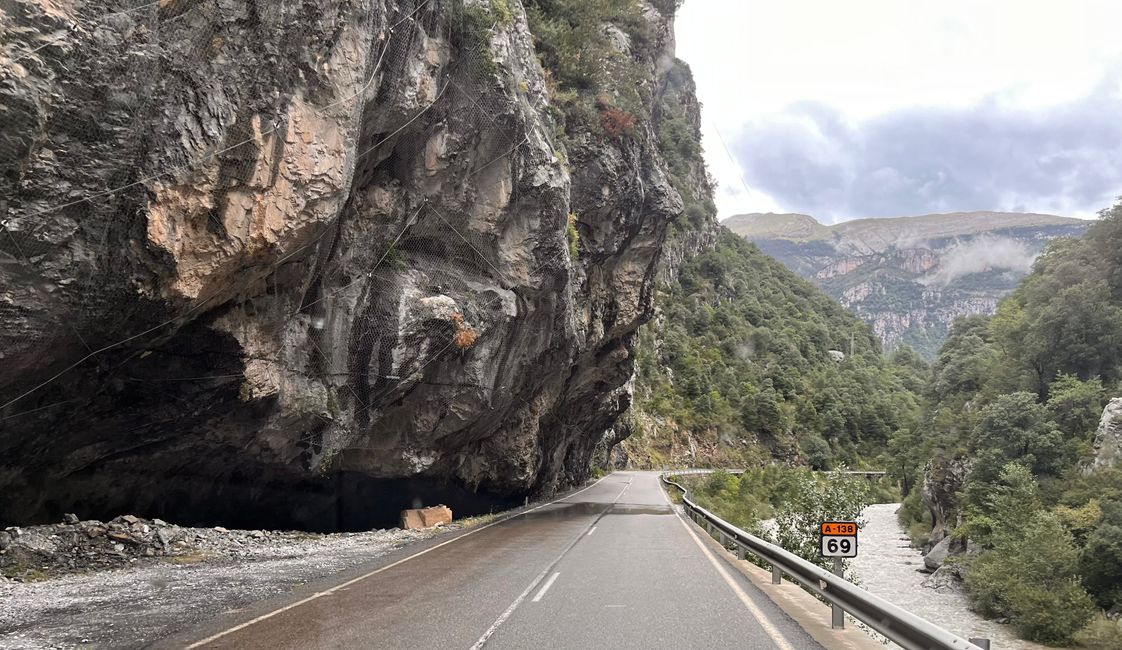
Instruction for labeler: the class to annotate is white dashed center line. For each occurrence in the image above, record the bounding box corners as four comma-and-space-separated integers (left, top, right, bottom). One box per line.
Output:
532, 572, 561, 602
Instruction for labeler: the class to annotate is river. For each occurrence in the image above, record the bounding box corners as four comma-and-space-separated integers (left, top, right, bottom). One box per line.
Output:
851, 503, 1047, 650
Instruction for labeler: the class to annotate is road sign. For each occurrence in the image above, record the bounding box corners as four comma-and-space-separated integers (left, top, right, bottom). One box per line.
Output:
820, 521, 858, 557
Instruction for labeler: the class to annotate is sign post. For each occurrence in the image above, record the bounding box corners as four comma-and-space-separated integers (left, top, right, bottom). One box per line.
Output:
820, 521, 858, 629
831, 557, 844, 629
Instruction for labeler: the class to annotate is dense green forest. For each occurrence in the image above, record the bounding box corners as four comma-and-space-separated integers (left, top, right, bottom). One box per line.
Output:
891, 203, 1122, 646
625, 229, 927, 469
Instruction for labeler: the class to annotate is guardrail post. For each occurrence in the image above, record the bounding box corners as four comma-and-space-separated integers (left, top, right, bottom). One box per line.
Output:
969, 638, 991, 649
737, 544, 746, 561
771, 564, 781, 584
831, 557, 844, 629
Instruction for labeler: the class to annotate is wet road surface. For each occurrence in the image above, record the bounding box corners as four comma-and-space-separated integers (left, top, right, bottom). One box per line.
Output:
176, 471, 822, 649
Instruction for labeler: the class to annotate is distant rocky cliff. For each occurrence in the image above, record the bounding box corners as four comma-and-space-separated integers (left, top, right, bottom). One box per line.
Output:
725, 211, 1090, 357
0, 0, 696, 529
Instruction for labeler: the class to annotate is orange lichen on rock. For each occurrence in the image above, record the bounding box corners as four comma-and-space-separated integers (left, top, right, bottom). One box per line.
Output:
451, 312, 478, 349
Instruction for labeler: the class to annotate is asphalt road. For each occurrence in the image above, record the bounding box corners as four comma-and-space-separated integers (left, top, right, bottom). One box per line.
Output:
181, 471, 823, 649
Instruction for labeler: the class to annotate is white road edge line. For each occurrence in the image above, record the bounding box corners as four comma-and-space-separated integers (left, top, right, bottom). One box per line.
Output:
531, 572, 561, 602
184, 473, 613, 649
586, 525, 596, 536
662, 480, 796, 650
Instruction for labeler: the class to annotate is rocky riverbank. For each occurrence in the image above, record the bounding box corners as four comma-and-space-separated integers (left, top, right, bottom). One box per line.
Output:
852, 503, 1048, 650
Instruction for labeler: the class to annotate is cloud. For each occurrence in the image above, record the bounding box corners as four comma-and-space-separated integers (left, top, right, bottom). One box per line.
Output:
922, 236, 1037, 286
727, 76, 1122, 222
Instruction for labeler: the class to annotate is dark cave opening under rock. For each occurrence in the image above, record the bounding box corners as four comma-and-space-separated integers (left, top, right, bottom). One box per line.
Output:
23, 470, 524, 533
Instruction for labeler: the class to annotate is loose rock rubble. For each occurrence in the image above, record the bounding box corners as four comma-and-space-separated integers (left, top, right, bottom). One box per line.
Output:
0, 516, 470, 649
0, 514, 439, 581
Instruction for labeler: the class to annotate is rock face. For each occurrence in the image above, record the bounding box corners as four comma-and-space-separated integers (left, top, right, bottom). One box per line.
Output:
921, 456, 972, 546
1088, 398, 1122, 472
725, 211, 1089, 357
0, 1, 688, 529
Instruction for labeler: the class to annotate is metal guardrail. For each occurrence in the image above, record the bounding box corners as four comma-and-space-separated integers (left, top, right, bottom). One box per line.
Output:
661, 470, 985, 650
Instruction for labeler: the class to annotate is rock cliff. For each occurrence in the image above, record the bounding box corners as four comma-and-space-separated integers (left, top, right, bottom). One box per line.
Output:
0, 0, 691, 529
725, 211, 1090, 357
1088, 398, 1122, 472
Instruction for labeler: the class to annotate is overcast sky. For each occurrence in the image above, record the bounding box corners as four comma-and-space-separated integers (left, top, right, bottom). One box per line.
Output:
675, 0, 1122, 223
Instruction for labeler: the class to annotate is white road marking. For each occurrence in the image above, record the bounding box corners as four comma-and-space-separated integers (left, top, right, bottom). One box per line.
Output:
468, 566, 551, 650
661, 480, 796, 650
184, 473, 613, 649
531, 572, 561, 602
469, 473, 633, 649
587, 526, 597, 536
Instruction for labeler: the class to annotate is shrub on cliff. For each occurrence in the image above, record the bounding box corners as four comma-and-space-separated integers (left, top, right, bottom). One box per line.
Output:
525, 0, 651, 131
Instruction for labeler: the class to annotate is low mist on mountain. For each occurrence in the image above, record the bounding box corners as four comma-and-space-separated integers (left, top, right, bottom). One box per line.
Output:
725, 211, 1090, 357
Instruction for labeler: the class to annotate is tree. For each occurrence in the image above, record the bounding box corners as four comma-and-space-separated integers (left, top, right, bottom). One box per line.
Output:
1079, 497, 1122, 609
971, 392, 1066, 480
1046, 374, 1106, 441
929, 316, 997, 403
774, 469, 871, 571
960, 462, 1041, 548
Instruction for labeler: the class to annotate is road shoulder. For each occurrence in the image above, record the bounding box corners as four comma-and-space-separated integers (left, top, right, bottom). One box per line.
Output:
684, 511, 885, 650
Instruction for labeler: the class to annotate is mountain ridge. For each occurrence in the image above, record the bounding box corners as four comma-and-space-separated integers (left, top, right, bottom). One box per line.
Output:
724, 211, 1088, 246
724, 211, 1091, 357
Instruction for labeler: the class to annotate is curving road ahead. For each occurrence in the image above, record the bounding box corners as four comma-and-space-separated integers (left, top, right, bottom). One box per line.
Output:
174, 472, 822, 649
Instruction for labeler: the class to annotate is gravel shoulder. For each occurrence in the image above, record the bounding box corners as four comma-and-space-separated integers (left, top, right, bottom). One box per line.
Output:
0, 520, 469, 649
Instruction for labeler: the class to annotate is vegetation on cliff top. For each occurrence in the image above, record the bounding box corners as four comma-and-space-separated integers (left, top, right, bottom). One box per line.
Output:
524, 0, 662, 144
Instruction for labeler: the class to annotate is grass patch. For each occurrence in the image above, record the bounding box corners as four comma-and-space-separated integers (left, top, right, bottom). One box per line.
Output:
1, 555, 55, 581
456, 513, 499, 529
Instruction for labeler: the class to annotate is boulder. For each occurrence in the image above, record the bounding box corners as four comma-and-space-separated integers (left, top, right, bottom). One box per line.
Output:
923, 536, 952, 572
400, 505, 453, 530
921, 564, 965, 594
